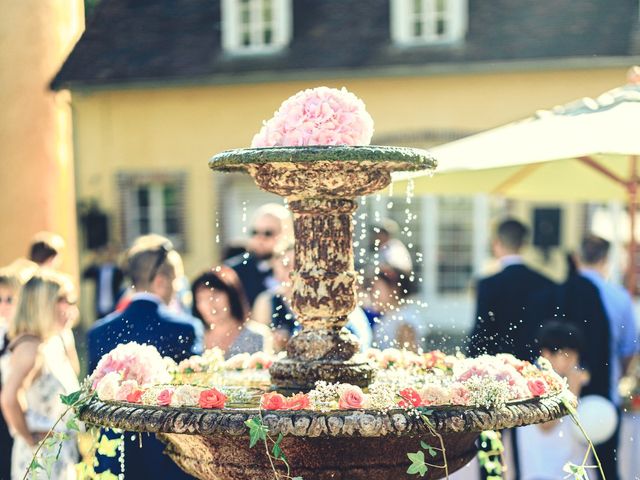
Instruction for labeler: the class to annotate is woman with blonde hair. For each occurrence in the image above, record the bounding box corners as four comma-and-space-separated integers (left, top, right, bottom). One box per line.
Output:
0, 270, 80, 480
0, 267, 23, 480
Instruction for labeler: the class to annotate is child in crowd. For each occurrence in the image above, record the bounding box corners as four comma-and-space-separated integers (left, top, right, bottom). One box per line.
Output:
515, 321, 591, 480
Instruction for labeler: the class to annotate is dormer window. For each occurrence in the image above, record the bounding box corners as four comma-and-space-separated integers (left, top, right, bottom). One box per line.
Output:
391, 0, 467, 46
222, 0, 292, 54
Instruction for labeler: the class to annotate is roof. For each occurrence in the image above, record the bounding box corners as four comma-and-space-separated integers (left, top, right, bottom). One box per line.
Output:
52, 0, 640, 90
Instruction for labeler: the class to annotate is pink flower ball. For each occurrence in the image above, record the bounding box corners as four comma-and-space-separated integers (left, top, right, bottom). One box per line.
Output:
251, 87, 374, 147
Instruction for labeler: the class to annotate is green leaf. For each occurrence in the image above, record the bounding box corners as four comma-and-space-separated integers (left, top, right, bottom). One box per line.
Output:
244, 417, 268, 449
60, 390, 82, 406
419, 440, 429, 450
427, 447, 437, 458
406, 451, 428, 477
29, 458, 42, 471
66, 418, 80, 431
291, 477, 304, 480
272, 433, 287, 461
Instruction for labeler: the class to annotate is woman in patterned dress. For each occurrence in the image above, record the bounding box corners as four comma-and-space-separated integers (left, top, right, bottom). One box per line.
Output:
0, 270, 80, 480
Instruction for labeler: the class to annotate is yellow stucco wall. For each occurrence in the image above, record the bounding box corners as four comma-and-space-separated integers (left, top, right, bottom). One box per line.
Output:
0, 0, 84, 280
71, 66, 630, 279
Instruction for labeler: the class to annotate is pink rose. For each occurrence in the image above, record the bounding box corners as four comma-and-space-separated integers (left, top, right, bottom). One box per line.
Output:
527, 379, 548, 397
284, 393, 310, 411
96, 372, 121, 401
157, 388, 174, 406
261, 392, 287, 410
338, 386, 366, 410
199, 388, 227, 409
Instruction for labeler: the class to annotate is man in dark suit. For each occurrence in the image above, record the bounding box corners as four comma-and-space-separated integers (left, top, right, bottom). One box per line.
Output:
226, 203, 292, 306
88, 234, 203, 479
468, 219, 555, 362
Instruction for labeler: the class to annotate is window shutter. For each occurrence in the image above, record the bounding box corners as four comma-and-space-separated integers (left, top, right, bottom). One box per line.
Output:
390, 0, 410, 45
174, 172, 187, 252
276, 0, 293, 48
116, 172, 134, 248
221, 0, 239, 52
448, 0, 467, 42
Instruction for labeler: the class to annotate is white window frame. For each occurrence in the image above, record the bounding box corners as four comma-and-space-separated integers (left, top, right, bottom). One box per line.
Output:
117, 172, 187, 251
222, 0, 292, 54
390, 0, 468, 46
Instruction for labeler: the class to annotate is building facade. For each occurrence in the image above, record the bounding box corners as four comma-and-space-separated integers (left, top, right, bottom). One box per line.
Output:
53, 0, 640, 327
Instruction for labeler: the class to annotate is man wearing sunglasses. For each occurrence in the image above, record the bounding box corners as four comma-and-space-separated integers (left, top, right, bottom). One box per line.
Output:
226, 203, 292, 306
87, 234, 203, 480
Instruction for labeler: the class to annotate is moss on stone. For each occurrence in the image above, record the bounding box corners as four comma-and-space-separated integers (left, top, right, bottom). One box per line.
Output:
209, 145, 437, 172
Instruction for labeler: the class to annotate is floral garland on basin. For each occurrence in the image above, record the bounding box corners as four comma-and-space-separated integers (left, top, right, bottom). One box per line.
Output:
89, 344, 563, 411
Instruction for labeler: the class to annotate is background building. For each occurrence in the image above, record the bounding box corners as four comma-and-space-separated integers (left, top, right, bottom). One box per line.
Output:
52, 0, 640, 329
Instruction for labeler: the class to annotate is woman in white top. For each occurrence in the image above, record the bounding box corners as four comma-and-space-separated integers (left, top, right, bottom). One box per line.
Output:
0, 270, 80, 480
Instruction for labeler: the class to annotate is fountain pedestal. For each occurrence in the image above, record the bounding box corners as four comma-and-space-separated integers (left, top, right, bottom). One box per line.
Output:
211, 146, 434, 390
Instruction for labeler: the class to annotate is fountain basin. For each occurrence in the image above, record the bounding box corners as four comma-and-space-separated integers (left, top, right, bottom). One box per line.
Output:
79, 392, 571, 480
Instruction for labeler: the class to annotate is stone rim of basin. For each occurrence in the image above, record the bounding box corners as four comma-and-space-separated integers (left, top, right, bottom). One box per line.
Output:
79, 391, 572, 437
208, 145, 437, 172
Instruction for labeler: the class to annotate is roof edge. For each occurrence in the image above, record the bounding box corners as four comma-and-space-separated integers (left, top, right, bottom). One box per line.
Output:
53, 55, 640, 93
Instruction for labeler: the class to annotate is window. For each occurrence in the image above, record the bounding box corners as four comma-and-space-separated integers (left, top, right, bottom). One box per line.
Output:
436, 197, 473, 294
222, 0, 292, 54
391, 0, 467, 46
117, 172, 187, 250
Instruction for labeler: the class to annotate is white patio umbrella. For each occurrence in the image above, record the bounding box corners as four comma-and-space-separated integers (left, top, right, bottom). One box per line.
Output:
393, 67, 640, 290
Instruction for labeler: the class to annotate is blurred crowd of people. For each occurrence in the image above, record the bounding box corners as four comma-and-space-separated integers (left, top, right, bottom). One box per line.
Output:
0, 207, 638, 480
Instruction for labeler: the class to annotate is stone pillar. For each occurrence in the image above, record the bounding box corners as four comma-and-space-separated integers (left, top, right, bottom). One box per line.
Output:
285, 198, 359, 360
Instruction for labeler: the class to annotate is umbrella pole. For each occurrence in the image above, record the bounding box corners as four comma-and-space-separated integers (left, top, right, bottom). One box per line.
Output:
628, 155, 639, 295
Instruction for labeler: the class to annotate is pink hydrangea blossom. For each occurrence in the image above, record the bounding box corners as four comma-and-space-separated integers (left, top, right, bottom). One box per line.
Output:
251, 87, 374, 147
91, 342, 171, 390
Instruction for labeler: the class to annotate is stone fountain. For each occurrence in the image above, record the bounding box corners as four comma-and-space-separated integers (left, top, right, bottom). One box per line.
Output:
79, 144, 572, 480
